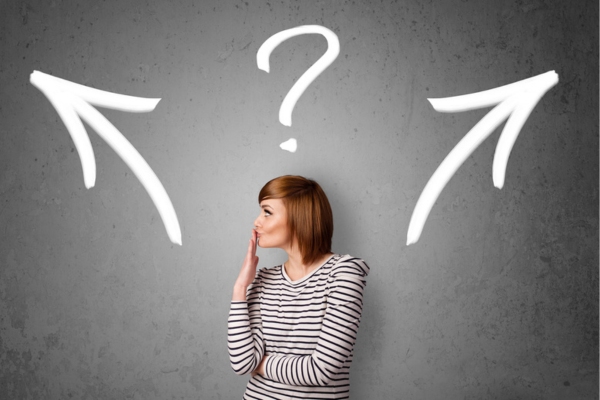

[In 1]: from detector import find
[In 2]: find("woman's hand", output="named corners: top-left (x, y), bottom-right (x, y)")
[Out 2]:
top-left (252, 355), bottom-right (268, 377)
top-left (232, 229), bottom-right (260, 301)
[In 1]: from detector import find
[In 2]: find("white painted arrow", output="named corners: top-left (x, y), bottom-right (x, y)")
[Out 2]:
top-left (30, 70), bottom-right (182, 246)
top-left (257, 25), bottom-right (340, 127)
top-left (407, 70), bottom-right (559, 246)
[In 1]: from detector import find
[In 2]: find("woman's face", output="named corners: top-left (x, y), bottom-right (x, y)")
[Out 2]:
top-left (254, 198), bottom-right (292, 250)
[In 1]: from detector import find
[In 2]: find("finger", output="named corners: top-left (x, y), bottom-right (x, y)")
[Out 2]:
top-left (246, 238), bottom-right (255, 258)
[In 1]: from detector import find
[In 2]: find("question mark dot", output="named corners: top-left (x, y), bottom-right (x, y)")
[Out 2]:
top-left (280, 138), bottom-right (297, 153)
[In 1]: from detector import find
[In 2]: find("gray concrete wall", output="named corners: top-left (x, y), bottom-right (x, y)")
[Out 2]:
top-left (0, 0), bottom-right (597, 398)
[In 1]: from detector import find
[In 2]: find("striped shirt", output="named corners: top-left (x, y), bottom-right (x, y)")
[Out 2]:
top-left (228, 254), bottom-right (369, 399)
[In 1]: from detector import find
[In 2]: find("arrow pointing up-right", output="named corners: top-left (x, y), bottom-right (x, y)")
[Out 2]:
top-left (407, 70), bottom-right (559, 246)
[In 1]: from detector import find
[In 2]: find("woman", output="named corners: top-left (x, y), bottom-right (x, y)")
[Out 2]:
top-left (228, 175), bottom-right (369, 399)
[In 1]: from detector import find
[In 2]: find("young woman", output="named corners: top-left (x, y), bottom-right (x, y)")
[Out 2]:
top-left (228, 175), bottom-right (369, 399)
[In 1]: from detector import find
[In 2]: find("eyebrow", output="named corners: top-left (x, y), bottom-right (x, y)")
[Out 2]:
top-left (261, 204), bottom-right (273, 210)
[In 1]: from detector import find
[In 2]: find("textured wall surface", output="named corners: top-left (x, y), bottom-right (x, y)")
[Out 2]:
top-left (0, 0), bottom-right (597, 399)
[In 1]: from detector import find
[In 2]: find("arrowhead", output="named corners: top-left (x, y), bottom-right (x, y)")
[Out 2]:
top-left (31, 72), bottom-right (97, 189)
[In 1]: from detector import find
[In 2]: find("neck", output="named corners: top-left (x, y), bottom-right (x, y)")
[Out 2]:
top-left (285, 250), bottom-right (307, 274)
top-left (284, 249), bottom-right (332, 280)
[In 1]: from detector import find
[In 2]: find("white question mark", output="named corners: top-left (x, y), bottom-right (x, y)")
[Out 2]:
top-left (257, 25), bottom-right (340, 151)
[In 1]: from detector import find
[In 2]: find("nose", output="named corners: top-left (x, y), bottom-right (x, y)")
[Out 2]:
top-left (253, 215), bottom-right (261, 228)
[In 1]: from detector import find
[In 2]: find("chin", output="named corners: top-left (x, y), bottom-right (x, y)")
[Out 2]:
top-left (258, 241), bottom-right (277, 249)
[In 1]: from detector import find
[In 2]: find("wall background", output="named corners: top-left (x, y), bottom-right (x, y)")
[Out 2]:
top-left (0, 0), bottom-right (597, 399)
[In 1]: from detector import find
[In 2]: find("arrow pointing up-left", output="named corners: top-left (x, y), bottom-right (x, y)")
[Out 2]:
top-left (30, 70), bottom-right (182, 246)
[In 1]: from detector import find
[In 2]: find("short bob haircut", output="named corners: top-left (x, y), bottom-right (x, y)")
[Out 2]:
top-left (258, 175), bottom-right (333, 265)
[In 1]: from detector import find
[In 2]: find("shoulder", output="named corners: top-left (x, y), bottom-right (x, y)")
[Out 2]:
top-left (256, 264), bottom-right (283, 281)
top-left (249, 265), bottom-right (282, 293)
top-left (328, 254), bottom-right (370, 278)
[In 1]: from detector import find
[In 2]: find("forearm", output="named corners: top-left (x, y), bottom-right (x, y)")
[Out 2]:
top-left (263, 353), bottom-right (332, 386)
top-left (228, 302), bottom-right (264, 375)
top-left (229, 230), bottom-right (264, 374)
top-left (232, 284), bottom-right (248, 301)
top-left (261, 316), bottom-right (361, 386)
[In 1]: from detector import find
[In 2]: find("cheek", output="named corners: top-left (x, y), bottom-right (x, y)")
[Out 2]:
top-left (278, 222), bottom-right (291, 238)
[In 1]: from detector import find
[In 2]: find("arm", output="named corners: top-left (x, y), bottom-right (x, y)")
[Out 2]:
top-left (227, 230), bottom-right (265, 375)
top-left (261, 257), bottom-right (369, 386)
top-left (228, 279), bottom-right (265, 375)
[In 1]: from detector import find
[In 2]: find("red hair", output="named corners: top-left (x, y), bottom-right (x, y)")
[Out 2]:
top-left (258, 176), bottom-right (333, 265)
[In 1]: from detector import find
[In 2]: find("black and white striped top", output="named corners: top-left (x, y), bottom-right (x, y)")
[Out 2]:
top-left (228, 254), bottom-right (369, 399)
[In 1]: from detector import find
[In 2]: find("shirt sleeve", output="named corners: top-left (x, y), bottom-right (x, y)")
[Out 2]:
top-left (227, 272), bottom-right (265, 375)
top-left (263, 257), bottom-right (369, 386)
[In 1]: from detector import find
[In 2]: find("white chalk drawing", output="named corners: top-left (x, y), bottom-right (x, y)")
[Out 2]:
top-left (30, 70), bottom-right (182, 246)
top-left (407, 71), bottom-right (559, 246)
top-left (257, 25), bottom-right (340, 151)
top-left (279, 138), bottom-right (297, 153)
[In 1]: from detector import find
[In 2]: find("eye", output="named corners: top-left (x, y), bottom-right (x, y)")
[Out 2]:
top-left (264, 210), bottom-right (272, 216)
